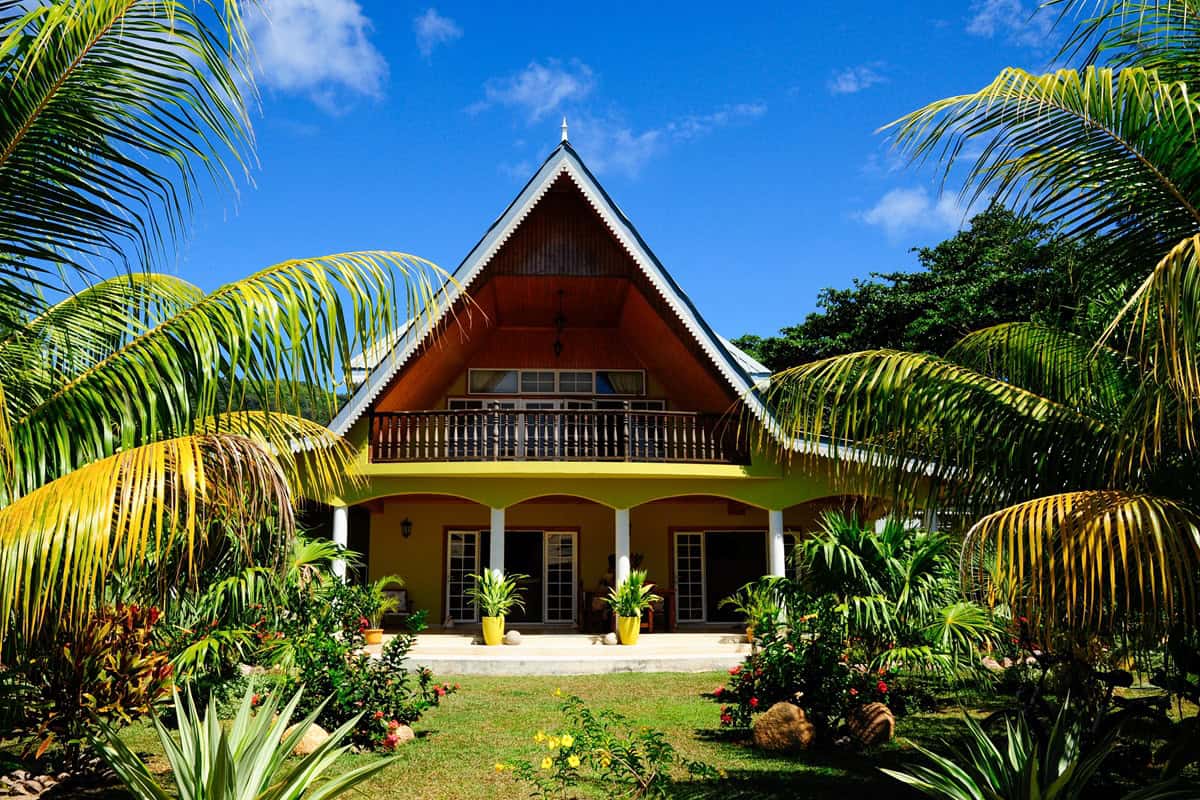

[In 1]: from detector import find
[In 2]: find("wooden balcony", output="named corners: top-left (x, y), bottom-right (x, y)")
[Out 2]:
top-left (370, 409), bottom-right (749, 464)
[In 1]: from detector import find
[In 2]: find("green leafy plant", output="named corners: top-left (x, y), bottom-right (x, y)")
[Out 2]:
top-left (7, 604), bottom-right (174, 761)
top-left (362, 574), bottom-right (406, 628)
top-left (498, 692), bottom-right (722, 799)
top-left (720, 578), bottom-right (781, 636)
top-left (466, 571), bottom-right (528, 618)
top-left (881, 707), bottom-right (1197, 800)
top-left (94, 686), bottom-right (395, 800)
top-left (605, 570), bottom-right (662, 618)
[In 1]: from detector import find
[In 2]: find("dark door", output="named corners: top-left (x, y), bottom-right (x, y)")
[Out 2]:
top-left (704, 531), bottom-right (767, 622)
top-left (505, 531), bottom-right (544, 623)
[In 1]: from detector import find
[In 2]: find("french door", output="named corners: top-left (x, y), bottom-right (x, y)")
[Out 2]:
top-left (445, 530), bottom-right (576, 624)
top-left (673, 531), bottom-right (769, 623)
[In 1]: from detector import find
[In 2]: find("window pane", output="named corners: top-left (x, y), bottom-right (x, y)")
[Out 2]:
top-left (558, 371), bottom-right (593, 393)
top-left (469, 369), bottom-right (518, 393)
top-left (521, 371), bottom-right (555, 393)
top-left (597, 371), bottom-right (644, 395)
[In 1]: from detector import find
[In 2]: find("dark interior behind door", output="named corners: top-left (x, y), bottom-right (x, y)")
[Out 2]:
top-left (704, 531), bottom-right (766, 622)
top-left (504, 531), bottom-right (544, 623)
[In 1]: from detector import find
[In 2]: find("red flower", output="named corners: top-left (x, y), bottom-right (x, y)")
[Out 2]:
top-left (373, 711), bottom-right (385, 720)
top-left (754, 668), bottom-right (763, 677)
top-left (453, 683), bottom-right (461, 690)
top-left (714, 687), bottom-right (723, 697)
top-left (729, 665), bottom-right (741, 676)
top-left (877, 681), bottom-right (888, 693)
top-left (749, 697), bottom-right (759, 708)
top-left (849, 688), bottom-right (858, 696)
top-left (389, 719), bottom-right (400, 729)
top-left (719, 713), bottom-right (733, 725)
top-left (359, 616), bottom-right (370, 629)
top-left (147, 607), bottom-right (161, 625)
top-left (251, 693), bottom-right (261, 706)
top-left (435, 686), bottom-right (446, 696)
top-left (382, 733), bottom-right (399, 750)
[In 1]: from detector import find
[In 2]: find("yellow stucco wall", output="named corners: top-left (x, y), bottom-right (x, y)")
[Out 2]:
top-left (364, 496), bottom-right (852, 625)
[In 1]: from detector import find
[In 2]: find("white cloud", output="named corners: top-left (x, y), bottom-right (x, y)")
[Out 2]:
top-left (569, 103), bottom-right (766, 177)
top-left (858, 187), bottom-right (981, 240)
top-left (248, 0), bottom-right (386, 112)
top-left (827, 64), bottom-right (887, 95)
top-left (966, 0), bottom-right (1054, 48)
top-left (469, 60), bottom-right (595, 121)
top-left (413, 8), bottom-right (462, 58)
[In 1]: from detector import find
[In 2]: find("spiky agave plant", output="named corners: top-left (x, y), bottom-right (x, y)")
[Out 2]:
top-left (94, 686), bottom-right (395, 800)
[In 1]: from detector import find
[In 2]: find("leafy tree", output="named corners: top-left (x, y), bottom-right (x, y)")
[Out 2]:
top-left (735, 206), bottom-right (1100, 371)
top-left (754, 1), bottom-right (1200, 640)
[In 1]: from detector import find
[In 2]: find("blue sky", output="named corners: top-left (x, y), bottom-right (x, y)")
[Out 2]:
top-left (178, 0), bottom-right (1062, 340)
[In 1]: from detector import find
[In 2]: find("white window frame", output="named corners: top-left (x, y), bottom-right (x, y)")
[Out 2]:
top-left (446, 530), bottom-right (482, 623)
top-left (464, 368), bottom-right (647, 397)
top-left (542, 530), bottom-right (578, 625)
top-left (673, 530), bottom-right (707, 624)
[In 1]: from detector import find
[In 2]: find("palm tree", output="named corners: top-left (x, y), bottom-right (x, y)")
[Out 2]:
top-left (757, 1), bottom-right (1200, 639)
top-left (0, 2), bottom-right (443, 643)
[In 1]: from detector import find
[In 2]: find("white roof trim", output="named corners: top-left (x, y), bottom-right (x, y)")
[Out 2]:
top-left (329, 144), bottom-right (777, 439)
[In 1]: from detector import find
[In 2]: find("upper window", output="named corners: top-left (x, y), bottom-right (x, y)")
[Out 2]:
top-left (466, 369), bottom-right (646, 397)
top-left (469, 369), bottom-right (518, 394)
top-left (597, 370), bottom-right (645, 395)
top-left (558, 371), bottom-right (593, 394)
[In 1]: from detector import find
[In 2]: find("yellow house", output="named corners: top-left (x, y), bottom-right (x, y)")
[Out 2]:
top-left (325, 137), bottom-right (872, 630)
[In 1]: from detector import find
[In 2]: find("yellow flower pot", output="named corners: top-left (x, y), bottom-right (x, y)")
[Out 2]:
top-left (363, 627), bottom-right (384, 645)
top-left (481, 616), bottom-right (505, 646)
top-left (616, 616), bottom-right (640, 645)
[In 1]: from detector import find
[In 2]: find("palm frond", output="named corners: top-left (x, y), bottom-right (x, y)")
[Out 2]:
top-left (0, 0), bottom-right (254, 315)
top-left (757, 350), bottom-right (1119, 510)
top-left (885, 65), bottom-right (1200, 279)
top-left (947, 322), bottom-right (1137, 418)
top-left (0, 274), bottom-right (202, 420)
top-left (7, 252), bottom-right (445, 498)
top-left (960, 490), bottom-right (1200, 636)
top-left (1055, 1), bottom-right (1200, 82)
top-left (0, 432), bottom-right (292, 641)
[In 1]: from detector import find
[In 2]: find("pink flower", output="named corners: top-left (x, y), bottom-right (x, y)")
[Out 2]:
top-left (251, 693), bottom-right (261, 706)
top-left (719, 713), bottom-right (732, 725)
top-left (435, 686), bottom-right (446, 697)
top-left (849, 688), bottom-right (858, 696)
top-left (382, 733), bottom-right (399, 750)
top-left (389, 719), bottom-right (400, 729)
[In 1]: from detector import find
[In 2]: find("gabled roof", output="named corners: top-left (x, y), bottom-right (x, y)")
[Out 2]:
top-left (329, 142), bottom-right (771, 437)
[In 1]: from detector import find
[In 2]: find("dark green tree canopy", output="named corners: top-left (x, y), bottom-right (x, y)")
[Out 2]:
top-left (736, 206), bottom-right (1100, 371)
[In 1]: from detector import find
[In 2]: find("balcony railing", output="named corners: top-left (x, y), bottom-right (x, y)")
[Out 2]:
top-left (370, 409), bottom-right (749, 464)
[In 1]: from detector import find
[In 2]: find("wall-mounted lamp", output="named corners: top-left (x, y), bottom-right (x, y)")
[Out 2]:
top-left (401, 517), bottom-right (413, 539)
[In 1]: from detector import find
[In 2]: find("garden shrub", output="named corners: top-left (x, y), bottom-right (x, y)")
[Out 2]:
top-left (6, 604), bottom-right (173, 760)
top-left (499, 692), bottom-right (722, 799)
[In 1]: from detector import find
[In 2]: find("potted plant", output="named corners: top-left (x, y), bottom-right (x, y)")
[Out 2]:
top-left (606, 570), bottom-right (662, 645)
top-left (361, 574), bottom-right (405, 645)
top-left (466, 571), bottom-right (527, 646)
top-left (720, 578), bottom-right (780, 642)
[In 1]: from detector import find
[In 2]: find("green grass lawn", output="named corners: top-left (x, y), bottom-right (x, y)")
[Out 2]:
top-left (117, 671), bottom-right (952, 799)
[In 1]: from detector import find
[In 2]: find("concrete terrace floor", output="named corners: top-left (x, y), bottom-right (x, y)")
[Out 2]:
top-left (370, 631), bottom-right (752, 675)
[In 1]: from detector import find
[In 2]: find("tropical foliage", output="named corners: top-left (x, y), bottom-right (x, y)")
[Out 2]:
top-left (605, 570), bottom-right (662, 618)
top-left (94, 687), bottom-right (396, 800)
top-left (466, 571), bottom-right (528, 618)
top-left (0, 0), bottom-right (444, 652)
top-left (719, 578), bottom-right (780, 638)
top-left (754, 1), bottom-right (1200, 641)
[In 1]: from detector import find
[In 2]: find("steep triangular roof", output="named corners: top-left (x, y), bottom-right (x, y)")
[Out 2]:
top-left (330, 142), bottom-right (770, 437)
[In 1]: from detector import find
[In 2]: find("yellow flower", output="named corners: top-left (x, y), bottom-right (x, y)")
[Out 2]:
top-left (540, 757), bottom-right (553, 771)
top-left (560, 734), bottom-right (574, 748)
top-left (553, 687), bottom-right (562, 697)
top-left (601, 757), bottom-right (612, 768)
top-left (493, 763), bottom-right (507, 773)
top-left (567, 755), bottom-right (581, 768)
top-left (547, 736), bottom-right (561, 751)
top-left (717, 768), bottom-right (728, 778)
top-left (533, 730), bottom-right (546, 743)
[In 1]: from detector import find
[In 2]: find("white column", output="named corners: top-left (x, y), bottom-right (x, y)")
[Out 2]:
top-left (332, 505), bottom-right (349, 582)
top-left (768, 509), bottom-right (786, 577)
top-left (489, 507), bottom-right (506, 576)
top-left (614, 508), bottom-right (631, 584)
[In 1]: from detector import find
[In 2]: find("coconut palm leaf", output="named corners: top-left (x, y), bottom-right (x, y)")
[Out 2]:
top-left (6, 251), bottom-right (445, 499)
top-left (0, 432), bottom-right (292, 641)
top-left (947, 322), bottom-right (1136, 418)
top-left (0, 274), bottom-right (202, 420)
top-left (0, 0), bottom-right (254, 316)
top-left (960, 490), bottom-right (1200, 636)
top-left (1056, 0), bottom-right (1200, 83)
top-left (885, 66), bottom-right (1200, 280)
top-left (759, 349), bottom-right (1120, 509)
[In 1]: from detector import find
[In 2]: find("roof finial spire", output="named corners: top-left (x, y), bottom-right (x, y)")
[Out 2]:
top-left (561, 115), bottom-right (568, 143)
